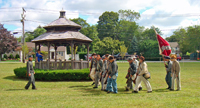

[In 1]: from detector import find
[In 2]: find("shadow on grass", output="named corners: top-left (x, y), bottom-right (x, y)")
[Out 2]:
top-left (3, 75), bottom-right (27, 81)
top-left (69, 85), bottom-right (133, 95)
top-left (153, 88), bottom-right (170, 92)
top-left (5, 89), bottom-right (25, 91)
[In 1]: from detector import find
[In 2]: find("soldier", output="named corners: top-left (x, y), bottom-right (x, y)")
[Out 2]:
top-left (133, 56), bottom-right (152, 93)
top-left (164, 56), bottom-right (172, 89)
top-left (101, 54), bottom-right (110, 90)
top-left (170, 55), bottom-right (181, 91)
top-left (107, 56), bottom-right (118, 94)
top-left (25, 55), bottom-right (36, 90)
top-left (89, 53), bottom-right (97, 85)
top-left (93, 55), bottom-right (103, 88)
top-left (125, 57), bottom-right (136, 91)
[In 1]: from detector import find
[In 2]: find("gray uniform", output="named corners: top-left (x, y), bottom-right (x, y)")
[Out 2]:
top-left (101, 60), bottom-right (107, 90)
top-left (94, 59), bottom-right (103, 88)
top-left (25, 61), bottom-right (36, 89)
top-left (126, 62), bottom-right (137, 89)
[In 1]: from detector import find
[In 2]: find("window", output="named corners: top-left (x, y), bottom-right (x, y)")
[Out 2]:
top-left (60, 52), bottom-right (63, 56)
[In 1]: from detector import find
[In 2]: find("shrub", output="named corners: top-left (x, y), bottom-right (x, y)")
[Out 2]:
top-left (15, 54), bottom-right (20, 59)
top-left (78, 52), bottom-right (87, 60)
top-left (8, 54), bottom-right (14, 59)
top-left (14, 67), bottom-right (91, 81)
top-left (3, 54), bottom-right (8, 59)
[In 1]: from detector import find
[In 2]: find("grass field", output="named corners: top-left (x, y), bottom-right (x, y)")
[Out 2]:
top-left (0, 62), bottom-right (200, 108)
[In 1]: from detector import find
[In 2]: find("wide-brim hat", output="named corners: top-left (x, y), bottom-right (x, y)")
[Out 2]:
top-left (164, 56), bottom-right (170, 59)
top-left (91, 53), bottom-right (96, 56)
top-left (127, 57), bottom-right (133, 61)
top-left (132, 56), bottom-right (137, 59)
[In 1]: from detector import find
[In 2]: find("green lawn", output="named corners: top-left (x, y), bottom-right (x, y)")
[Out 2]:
top-left (0, 62), bottom-right (200, 108)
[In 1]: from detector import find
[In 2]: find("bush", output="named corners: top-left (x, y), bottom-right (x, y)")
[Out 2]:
top-left (14, 67), bottom-right (91, 81)
top-left (78, 52), bottom-right (87, 60)
top-left (3, 54), bottom-right (8, 59)
top-left (15, 54), bottom-right (20, 59)
top-left (8, 54), bottom-right (14, 59)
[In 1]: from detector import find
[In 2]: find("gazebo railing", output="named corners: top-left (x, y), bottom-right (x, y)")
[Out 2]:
top-left (35, 59), bottom-right (89, 70)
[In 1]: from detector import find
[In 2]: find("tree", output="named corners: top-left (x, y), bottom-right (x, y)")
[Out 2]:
top-left (0, 24), bottom-right (17, 60)
top-left (95, 37), bottom-right (124, 54)
top-left (128, 36), bottom-right (139, 54)
top-left (118, 9), bottom-right (140, 22)
top-left (97, 11), bottom-right (119, 40)
top-left (21, 43), bottom-right (29, 59)
top-left (138, 40), bottom-right (160, 58)
top-left (119, 45), bottom-right (127, 59)
top-left (25, 26), bottom-right (46, 42)
top-left (141, 26), bottom-right (162, 41)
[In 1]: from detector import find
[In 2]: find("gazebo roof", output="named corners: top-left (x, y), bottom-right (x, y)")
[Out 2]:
top-left (31, 10), bottom-right (92, 43)
top-left (31, 31), bottom-right (92, 43)
top-left (43, 10), bottom-right (81, 29)
top-left (43, 18), bottom-right (82, 29)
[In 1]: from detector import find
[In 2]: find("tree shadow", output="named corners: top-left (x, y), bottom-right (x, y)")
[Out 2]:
top-left (3, 75), bottom-right (27, 81)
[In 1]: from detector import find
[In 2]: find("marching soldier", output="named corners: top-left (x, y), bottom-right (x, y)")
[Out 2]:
top-left (164, 56), bottom-right (172, 89)
top-left (170, 55), bottom-right (181, 91)
top-left (93, 55), bottom-right (103, 88)
top-left (125, 57), bottom-right (137, 91)
top-left (89, 53), bottom-right (97, 85)
top-left (100, 56), bottom-right (107, 90)
top-left (25, 55), bottom-right (36, 90)
top-left (107, 56), bottom-right (118, 94)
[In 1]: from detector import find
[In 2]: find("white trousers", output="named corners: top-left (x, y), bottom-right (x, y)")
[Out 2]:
top-left (90, 68), bottom-right (95, 82)
top-left (134, 76), bottom-right (152, 91)
top-left (171, 72), bottom-right (181, 90)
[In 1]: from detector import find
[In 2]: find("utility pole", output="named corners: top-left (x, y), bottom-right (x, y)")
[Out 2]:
top-left (21, 7), bottom-right (26, 63)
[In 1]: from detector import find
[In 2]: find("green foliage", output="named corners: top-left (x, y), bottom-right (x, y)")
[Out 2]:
top-left (186, 52), bottom-right (191, 56)
top-left (8, 54), bottom-right (14, 59)
top-left (95, 37), bottom-right (125, 54)
top-left (118, 9), bottom-right (140, 22)
top-left (97, 11), bottom-right (119, 40)
top-left (78, 52), bottom-right (88, 60)
top-left (128, 36), bottom-right (138, 54)
top-left (15, 54), bottom-right (20, 59)
top-left (25, 26), bottom-right (46, 42)
top-left (138, 40), bottom-right (161, 59)
top-left (14, 67), bottom-right (91, 81)
top-left (21, 43), bottom-right (29, 57)
top-left (40, 51), bottom-right (48, 60)
top-left (140, 26), bottom-right (162, 41)
top-left (3, 54), bottom-right (8, 59)
top-left (119, 45), bottom-right (127, 59)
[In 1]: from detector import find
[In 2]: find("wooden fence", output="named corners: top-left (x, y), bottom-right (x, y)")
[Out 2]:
top-left (35, 59), bottom-right (89, 70)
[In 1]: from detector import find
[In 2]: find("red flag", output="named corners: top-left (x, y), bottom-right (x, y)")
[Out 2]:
top-left (156, 33), bottom-right (171, 56)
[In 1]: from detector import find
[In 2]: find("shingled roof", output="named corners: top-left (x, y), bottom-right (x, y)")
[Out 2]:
top-left (31, 10), bottom-right (92, 43)
top-left (32, 31), bottom-right (92, 42)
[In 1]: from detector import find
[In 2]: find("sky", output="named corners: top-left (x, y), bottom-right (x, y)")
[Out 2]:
top-left (0, 0), bottom-right (200, 38)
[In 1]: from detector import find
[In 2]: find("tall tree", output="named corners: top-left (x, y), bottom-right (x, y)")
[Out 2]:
top-left (128, 36), bottom-right (139, 54)
top-left (119, 45), bottom-right (127, 59)
top-left (141, 26), bottom-right (162, 41)
top-left (0, 24), bottom-right (18, 60)
top-left (118, 9), bottom-right (140, 22)
top-left (94, 37), bottom-right (124, 54)
top-left (97, 11), bottom-right (119, 40)
top-left (25, 26), bottom-right (46, 42)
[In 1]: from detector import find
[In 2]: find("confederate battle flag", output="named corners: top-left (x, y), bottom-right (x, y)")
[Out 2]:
top-left (156, 32), bottom-right (171, 56)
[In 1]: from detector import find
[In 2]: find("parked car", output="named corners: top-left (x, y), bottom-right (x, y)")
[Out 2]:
top-left (84, 54), bottom-right (92, 61)
top-left (177, 55), bottom-right (182, 61)
top-left (114, 53), bottom-right (131, 60)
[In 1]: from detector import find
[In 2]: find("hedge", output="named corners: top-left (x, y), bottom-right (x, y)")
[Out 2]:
top-left (14, 67), bottom-right (91, 81)
top-left (78, 52), bottom-right (87, 60)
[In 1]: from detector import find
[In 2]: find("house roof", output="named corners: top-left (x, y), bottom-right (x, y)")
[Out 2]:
top-left (31, 31), bottom-right (92, 42)
top-left (169, 42), bottom-right (179, 48)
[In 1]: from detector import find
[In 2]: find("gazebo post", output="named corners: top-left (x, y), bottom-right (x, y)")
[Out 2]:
top-left (54, 45), bottom-right (57, 69)
top-left (35, 43), bottom-right (37, 69)
top-left (47, 42), bottom-right (50, 70)
top-left (38, 44), bottom-right (41, 51)
top-left (71, 41), bottom-right (74, 69)
top-left (87, 44), bottom-right (89, 68)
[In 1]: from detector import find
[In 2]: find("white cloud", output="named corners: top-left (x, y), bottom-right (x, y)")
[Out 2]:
top-left (1, 0), bottom-right (200, 38)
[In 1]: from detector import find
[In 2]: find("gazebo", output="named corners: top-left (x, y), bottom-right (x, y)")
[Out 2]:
top-left (31, 10), bottom-right (92, 70)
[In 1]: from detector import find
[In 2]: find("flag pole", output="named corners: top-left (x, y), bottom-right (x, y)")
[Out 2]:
top-left (153, 26), bottom-right (166, 66)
